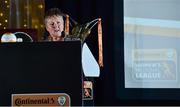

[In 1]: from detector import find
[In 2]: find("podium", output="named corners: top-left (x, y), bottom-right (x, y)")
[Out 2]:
top-left (0, 41), bottom-right (82, 106)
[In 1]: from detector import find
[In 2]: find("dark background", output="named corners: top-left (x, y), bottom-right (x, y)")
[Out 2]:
top-left (45, 0), bottom-right (123, 105)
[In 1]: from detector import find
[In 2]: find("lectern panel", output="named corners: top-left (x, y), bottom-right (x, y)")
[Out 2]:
top-left (0, 41), bottom-right (82, 106)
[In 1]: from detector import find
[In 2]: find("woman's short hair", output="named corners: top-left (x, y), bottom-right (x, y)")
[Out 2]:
top-left (44, 8), bottom-right (64, 25)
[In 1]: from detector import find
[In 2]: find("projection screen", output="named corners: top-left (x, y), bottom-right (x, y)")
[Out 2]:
top-left (124, 0), bottom-right (180, 88)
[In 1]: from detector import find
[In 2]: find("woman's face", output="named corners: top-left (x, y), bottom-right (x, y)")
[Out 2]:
top-left (46, 15), bottom-right (64, 38)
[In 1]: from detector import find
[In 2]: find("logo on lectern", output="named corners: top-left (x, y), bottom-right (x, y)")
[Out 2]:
top-left (12, 93), bottom-right (70, 106)
top-left (57, 96), bottom-right (66, 106)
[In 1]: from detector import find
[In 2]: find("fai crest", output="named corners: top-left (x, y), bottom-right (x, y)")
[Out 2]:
top-left (57, 96), bottom-right (66, 106)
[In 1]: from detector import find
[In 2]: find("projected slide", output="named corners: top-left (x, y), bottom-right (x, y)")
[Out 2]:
top-left (124, 0), bottom-right (180, 88)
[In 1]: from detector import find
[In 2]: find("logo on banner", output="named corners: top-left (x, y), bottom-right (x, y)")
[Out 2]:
top-left (83, 81), bottom-right (93, 100)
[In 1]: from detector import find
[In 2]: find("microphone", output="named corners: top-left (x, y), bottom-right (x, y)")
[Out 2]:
top-left (61, 31), bottom-right (65, 38)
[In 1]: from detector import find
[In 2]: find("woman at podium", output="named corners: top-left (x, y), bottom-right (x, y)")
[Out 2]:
top-left (44, 8), bottom-right (65, 41)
